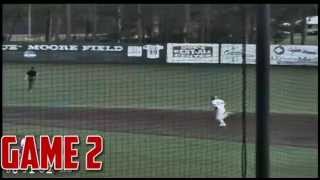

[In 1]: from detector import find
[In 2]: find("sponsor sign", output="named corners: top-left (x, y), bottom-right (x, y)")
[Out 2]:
top-left (127, 46), bottom-right (143, 57)
top-left (142, 45), bottom-right (164, 59)
top-left (221, 44), bottom-right (256, 64)
top-left (167, 43), bottom-right (219, 63)
top-left (23, 51), bottom-right (37, 58)
top-left (271, 45), bottom-right (318, 65)
top-left (221, 44), bottom-right (318, 66)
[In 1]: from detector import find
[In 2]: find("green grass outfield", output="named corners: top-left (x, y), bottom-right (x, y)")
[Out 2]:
top-left (3, 63), bottom-right (318, 114)
top-left (3, 63), bottom-right (318, 177)
top-left (3, 124), bottom-right (318, 178)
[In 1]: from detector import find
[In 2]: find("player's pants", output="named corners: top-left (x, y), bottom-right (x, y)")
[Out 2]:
top-left (216, 111), bottom-right (228, 126)
top-left (216, 117), bottom-right (226, 126)
top-left (28, 79), bottom-right (35, 91)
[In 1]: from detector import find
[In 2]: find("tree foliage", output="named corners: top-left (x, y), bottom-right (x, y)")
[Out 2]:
top-left (2, 4), bottom-right (317, 44)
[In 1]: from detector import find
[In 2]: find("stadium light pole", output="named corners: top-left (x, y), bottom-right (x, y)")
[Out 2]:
top-left (256, 4), bottom-right (270, 178)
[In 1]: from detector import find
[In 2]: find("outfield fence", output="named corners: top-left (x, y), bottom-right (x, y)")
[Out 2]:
top-left (2, 43), bottom-right (318, 66)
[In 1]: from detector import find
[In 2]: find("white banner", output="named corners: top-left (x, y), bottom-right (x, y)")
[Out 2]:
top-left (221, 44), bottom-right (318, 66)
top-left (221, 44), bottom-right (256, 64)
top-left (142, 45), bottom-right (164, 59)
top-left (167, 43), bottom-right (219, 63)
top-left (270, 45), bottom-right (318, 65)
top-left (127, 46), bottom-right (143, 57)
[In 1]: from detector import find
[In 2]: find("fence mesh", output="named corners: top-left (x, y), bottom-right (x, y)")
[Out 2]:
top-left (2, 4), bottom-right (318, 178)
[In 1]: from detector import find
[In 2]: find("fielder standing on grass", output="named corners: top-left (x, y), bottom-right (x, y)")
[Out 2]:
top-left (210, 96), bottom-right (233, 127)
top-left (24, 67), bottom-right (38, 92)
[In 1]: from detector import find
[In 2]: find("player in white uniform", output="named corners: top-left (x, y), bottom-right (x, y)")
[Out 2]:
top-left (7, 137), bottom-right (27, 174)
top-left (20, 137), bottom-right (26, 149)
top-left (20, 137), bottom-right (53, 174)
top-left (19, 137), bottom-right (35, 174)
top-left (210, 96), bottom-right (232, 127)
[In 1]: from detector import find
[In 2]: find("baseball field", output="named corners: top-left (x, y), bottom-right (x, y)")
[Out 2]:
top-left (2, 63), bottom-right (318, 177)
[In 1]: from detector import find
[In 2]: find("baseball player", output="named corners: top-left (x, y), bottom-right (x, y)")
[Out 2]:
top-left (19, 136), bottom-right (26, 150)
top-left (210, 96), bottom-right (232, 127)
top-left (5, 137), bottom-right (26, 175)
top-left (7, 137), bottom-right (26, 174)
top-left (20, 136), bottom-right (54, 175)
top-left (19, 137), bottom-right (35, 174)
top-left (20, 136), bottom-right (37, 174)
top-left (25, 67), bottom-right (38, 92)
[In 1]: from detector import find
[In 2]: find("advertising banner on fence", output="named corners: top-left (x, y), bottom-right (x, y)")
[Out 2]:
top-left (3, 43), bottom-right (318, 66)
top-left (221, 44), bottom-right (318, 66)
top-left (2, 43), bottom-right (166, 64)
top-left (270, 45), bottom-right (318, 66)
top-left (166, 43), bottom-right (219, 64)
top-left (221, 44), bottom-right (256, 64)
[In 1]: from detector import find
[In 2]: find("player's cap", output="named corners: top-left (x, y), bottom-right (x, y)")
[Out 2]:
top-left (210, 96), bottom-right (218, 100)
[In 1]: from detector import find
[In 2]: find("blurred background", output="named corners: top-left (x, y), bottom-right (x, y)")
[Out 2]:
top-left (2, 4), bottom-right (318, 44)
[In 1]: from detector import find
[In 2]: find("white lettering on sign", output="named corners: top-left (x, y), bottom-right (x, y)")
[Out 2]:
top-left (167, 43), bottom-right (219, 63)
top-left (2, 45), bottom-right (22, 51)
top-left (24, 51), bottom-right (37, 58)
top-left (81, 45), bottom-right (123, 52)
top-left (27, 45), bottom-right (79, 51)
top-left (3, 44), bottom-right (124, 52)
